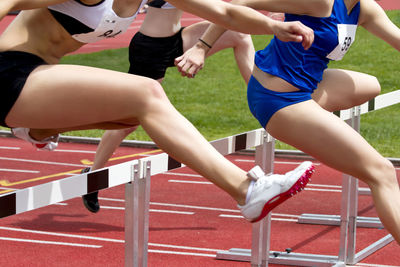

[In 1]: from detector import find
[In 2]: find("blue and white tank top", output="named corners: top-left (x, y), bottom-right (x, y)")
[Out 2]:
top-left (254, 0), bottom-right (360, 92)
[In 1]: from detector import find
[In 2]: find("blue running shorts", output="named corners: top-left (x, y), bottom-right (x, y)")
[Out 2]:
top-left (247, 75), bottom-right (312, 128)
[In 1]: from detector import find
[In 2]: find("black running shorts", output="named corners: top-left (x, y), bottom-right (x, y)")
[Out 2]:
top-left (128, 28), bottom-right (184, 80)
top-left (0, 51), bottom-right (46, 127)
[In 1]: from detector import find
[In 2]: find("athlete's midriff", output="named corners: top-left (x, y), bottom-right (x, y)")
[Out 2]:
top-left (139, 7), bottom-right (183, 37)
top-left (0, 9), bottom-right (84, 64)
top-left (252, 65), bottom-right (301, 93)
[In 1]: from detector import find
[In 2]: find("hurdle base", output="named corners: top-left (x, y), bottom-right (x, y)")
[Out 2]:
top-left (216, 249), bottom-right (344, 267)
top-left (298, 214), bottom-right (383, 228)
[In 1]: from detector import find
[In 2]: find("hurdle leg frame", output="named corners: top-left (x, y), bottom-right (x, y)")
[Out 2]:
top-left (215, 132), bottom-right (275, 267)
top-left (125, 161), bottom-right (151, 267)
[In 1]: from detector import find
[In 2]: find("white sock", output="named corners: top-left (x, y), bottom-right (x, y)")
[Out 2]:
top-left (245, 180), bottom-right (255, 204)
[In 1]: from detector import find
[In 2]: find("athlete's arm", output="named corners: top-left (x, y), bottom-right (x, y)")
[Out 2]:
top-left (0, 0), bottom-right (67, 20)
top-left (359, 0), bottom-right (400, 51)
top-left (166, 0), bottom-right (313, 43)
top-left (174, 23), bottom-right (226, 78)
top-left (229, 0), bottom-right (333, 17)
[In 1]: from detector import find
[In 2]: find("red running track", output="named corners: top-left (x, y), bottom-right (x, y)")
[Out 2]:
top-left (1, 136), bottom-right (400, 267)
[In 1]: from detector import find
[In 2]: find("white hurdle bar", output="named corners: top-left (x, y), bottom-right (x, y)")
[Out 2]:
top-left (0, 128), bottom-right (273, 266)
top-left (217, 90), bottom-right (400, 266)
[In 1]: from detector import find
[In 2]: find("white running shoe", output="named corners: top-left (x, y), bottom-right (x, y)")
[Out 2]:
top-left (239, 161), bottom-right (314, 222)
top-left (11, 128), bottom-right (59, 151)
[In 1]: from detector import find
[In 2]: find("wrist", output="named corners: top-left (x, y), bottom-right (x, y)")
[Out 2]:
top-left (266, 17), bottom-right (278, 35)
top-left (197, 38), bottom-right (212, 51)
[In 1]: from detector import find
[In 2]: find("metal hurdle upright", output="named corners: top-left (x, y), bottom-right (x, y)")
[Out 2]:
top-left (0, 127), bottom-right (273, 266)
top-left (216, 90), bottom-right (400, 266)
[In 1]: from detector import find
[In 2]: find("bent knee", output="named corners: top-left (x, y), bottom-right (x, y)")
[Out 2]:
top-left (363, 75), bottom-right (381, 99)
top-left (140, 79), bottom-right (167, 103)
top-left (367, 158), bottom-right (397, 188)
top-left (343, 75), bottom-right (380, 109)
top-left (137, 78), bottom-right (170, 113)
top-left (235, 32), bottom-right (252, 45)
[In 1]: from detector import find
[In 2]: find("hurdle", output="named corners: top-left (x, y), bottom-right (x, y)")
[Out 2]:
top-left (0, 127), bottom-right (274, 266)
top-left (216, 90), bottom-right (400, 266)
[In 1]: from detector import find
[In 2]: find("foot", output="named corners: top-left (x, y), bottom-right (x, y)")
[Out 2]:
top-left (239, 161), bottom-right (314, 222)
top-left (11, 128), bottom-right (59, 151)
top-left (81, 167), bottom-right (100, 213)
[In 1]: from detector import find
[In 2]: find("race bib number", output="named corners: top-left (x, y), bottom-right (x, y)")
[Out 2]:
top-left (72, 9), bottom-right (134, 43)
top-left (326, 24), bottom-right (357, 61)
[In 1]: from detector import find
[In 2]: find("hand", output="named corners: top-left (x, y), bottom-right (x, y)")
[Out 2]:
top-left (174, 44), bottom-right (207, 78)
top-left (271, 20), bottom-right (314, 50)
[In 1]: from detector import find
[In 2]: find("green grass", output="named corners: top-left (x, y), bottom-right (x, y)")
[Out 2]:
top-left (4, 11), bottom-right (400, 157)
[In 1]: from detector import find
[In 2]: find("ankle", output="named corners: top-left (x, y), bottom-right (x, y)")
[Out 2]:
top-left (237, 178), bottom-right (252, 206)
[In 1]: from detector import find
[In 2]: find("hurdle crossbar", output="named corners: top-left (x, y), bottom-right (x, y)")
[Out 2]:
top-left (335, 89), bottom-right (400, 120)
top-left (0, 128), bottom-right (272, 266)
top-left (0, 159), bottom-right (136, 218)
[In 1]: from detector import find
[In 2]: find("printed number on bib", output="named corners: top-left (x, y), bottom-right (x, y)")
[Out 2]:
top-left (72, 9), bottom-right (134, 43)
top-left (327, 24), bottom-right (357, 61)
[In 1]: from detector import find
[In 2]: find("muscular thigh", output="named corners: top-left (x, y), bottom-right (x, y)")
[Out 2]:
top-left (312, 69), bottom-right (380, 112)
top-left (266, 100), bottom-right (384, 182)
top-left (6, 64), bottom-right (163, 128)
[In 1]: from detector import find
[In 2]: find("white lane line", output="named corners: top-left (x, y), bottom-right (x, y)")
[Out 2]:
top-left (308, 184), bottom-right (341, 189)
top-left (0, 226), bottom-right (123, 243)
top-left (149, 249), bottom-right (215, 257)
top-left (0, 168), bottom-right (39, 173)
top-left (0, 236), bottom-right (101, 248)
top-left (100, 205), bottom-right (194, 215)
top-left (0, 146), bottom-right (20, 150)
top-left (150, 209), bottom-right (194, 215)
top-left (164, 172), bottom-right (202, 178)
top-left (168, 179), bottom-right (212, 185)
top-left (99, 198), bottom-right (310, 218)
top-left (0, 157), bottom-right (87, 167)
top-left (305, 188), bottom-right (341, 193)
top-left (53, 149), bottom-right (96, 154)
top-left (99, 197), bottom-right (240, 213)
top-left (0, 226), bottom-right (222, 252)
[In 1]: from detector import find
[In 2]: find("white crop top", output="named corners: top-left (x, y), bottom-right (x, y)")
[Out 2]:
top-left (48, 0), bottom-right (147, 43)
top-left (147, 0), bottom-right (175, 9)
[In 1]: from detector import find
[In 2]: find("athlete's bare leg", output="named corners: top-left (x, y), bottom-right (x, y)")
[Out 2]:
top-left (6, 64), bottom-right (251, 204)
top-left (266, 69), bottom-right (400, 244)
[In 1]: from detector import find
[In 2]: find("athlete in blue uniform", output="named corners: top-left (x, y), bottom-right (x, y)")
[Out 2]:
top-left (1, 0), bottom-right (316, 224)
top-left (232, 0), bottom-right (400, 244)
